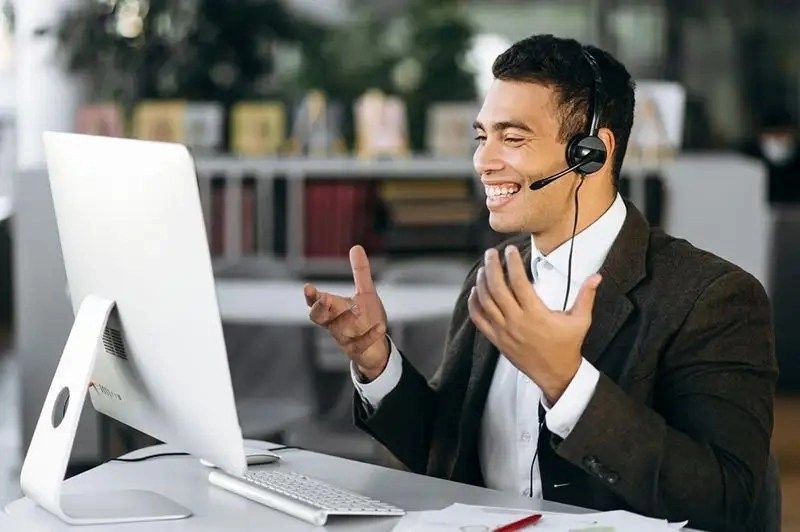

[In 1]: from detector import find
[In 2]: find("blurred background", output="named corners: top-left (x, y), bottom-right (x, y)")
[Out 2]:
top-left (0, 0), bottom-right (799, 528)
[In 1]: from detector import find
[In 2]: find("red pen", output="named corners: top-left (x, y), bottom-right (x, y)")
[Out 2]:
top-left (493, 513), bottom-right (542, 531)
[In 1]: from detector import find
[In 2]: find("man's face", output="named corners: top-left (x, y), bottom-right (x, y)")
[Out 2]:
top-left (473, 79), bottom-right (576, 234)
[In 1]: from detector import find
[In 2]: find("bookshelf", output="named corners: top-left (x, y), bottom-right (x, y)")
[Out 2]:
top-left (193, 156), bottom-right (481, 277)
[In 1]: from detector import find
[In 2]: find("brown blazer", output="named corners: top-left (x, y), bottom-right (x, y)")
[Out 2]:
top-left (354, 200), bottom-right (777, 531)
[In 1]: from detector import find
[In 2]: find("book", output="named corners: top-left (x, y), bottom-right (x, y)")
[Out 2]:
top-left (184, 102), bottom-right (224, 153)
top-left (304, 181), bottom-right (379, 258)
top-left (75, 104), bottom-right (125, 137)
top-left (241, 177), bottom-right (257, 255)
top-left (210, 177), bottom-right (226, 257)
top-left (388, 199), bottom-right (476, 226)
top-left (304, 181), bottom-right (325, 257)
top-left (426, 102), bottom-right (479, 156)
top-left (132, 100), bottom-right (186, 143)
top-left (354, 89), bottom-right (409, 158)
top-left (231, 102), bottom-right (286, 156)
top-left (378, 180), bottom-right (470, 201)
top-left (629, 81), bottom-right (686, 166)
top-left (289, 90), bottom-right (346, 156)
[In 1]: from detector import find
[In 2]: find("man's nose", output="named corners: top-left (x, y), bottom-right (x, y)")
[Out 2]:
top-left (473, 142), bottom-right (504, 176)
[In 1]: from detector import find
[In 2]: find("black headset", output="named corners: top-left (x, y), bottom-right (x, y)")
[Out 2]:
top-left (529, 48), bottom-right (608, 191)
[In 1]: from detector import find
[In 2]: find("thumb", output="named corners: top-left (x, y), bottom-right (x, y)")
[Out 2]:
top-left (570, 274), bottom-right (602, 318)
top-left (349, 245), bottom-right (375, 294)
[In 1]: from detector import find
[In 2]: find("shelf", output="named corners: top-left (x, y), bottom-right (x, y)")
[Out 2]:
top-left (194, 155), bottom-right (475, 179)
top-left (196, 156), bottom-right (483, 274)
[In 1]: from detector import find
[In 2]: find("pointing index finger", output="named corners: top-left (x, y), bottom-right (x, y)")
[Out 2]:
top-left (350, 245), bottom-right (375, 294)
top-left (304, 283), bottom-right (320, 307)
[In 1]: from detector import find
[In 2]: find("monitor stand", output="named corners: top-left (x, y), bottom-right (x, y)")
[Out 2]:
top-left (18, 295), bottom-right (191, 525)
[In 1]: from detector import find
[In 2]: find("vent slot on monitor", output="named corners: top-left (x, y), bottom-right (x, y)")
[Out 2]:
top-left (102, 327), bottom-right (128, 359)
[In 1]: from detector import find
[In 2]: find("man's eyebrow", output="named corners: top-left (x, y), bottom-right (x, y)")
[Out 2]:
top-left (472, 120), bottom-right (534, 133)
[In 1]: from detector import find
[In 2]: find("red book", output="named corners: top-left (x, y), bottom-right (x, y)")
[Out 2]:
top-left (321, 182), bottom-right (335, 256)
top-left (210, 178), bottom-right (226, 256)
top-left (304, 182), bottom-right (320, 257)
top-left (241, 178), bottom-right (256, 255)
top-left (336, 183), bottom-right (353, 257)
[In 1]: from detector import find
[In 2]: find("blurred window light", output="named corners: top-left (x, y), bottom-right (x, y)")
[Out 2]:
top-left (467, 1), bottom-right (594, 44)
top-left (609, 3), bottom-right (666, 77)
top-left (116, 0), bottom-right (147, 39)
top-left (0, 6), bottom-right (11, 73)
top-left (465, 33), bottom-right (513, 98)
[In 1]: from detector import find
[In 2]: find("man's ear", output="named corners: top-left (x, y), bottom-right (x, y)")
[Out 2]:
top-left (598, 127), bottom-right (616, 163)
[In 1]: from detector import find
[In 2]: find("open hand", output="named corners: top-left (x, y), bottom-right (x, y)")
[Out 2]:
top-left (467, 245), bottom-right (602, 403)
top-left (304, 245), bottom-right (389, 381)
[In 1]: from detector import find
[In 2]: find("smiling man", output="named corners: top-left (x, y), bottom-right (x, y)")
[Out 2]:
top-left (303, 35), bottom-right (777, 531)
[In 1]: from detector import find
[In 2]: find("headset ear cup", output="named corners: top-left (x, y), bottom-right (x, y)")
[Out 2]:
top-left (567, 135), bottom-right (607, 174)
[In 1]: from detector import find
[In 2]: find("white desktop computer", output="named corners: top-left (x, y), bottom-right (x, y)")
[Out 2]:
top-left (19, 132), bottom-right (403, 526)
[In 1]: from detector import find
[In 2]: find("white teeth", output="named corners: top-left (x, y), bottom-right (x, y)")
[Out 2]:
top-left (485, 184), bottom-right (521, 198)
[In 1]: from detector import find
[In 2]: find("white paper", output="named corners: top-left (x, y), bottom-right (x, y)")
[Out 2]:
top-left (392, 503), bottom-right (687, 532)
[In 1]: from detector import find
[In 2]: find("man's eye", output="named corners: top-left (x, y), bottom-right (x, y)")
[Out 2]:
top-left (474, 135), bottom-right (486, 142)
top-left (505, 137), bottom-right (523, 143)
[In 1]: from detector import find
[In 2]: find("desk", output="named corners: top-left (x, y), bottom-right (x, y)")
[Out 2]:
top-left (5, 441), bottom-right (589, 531)
top-left (215, 279), bottom-right (462, 325)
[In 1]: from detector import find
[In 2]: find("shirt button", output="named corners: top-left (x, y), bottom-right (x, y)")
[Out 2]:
top-left (520, 431), bottom-right (532, 443)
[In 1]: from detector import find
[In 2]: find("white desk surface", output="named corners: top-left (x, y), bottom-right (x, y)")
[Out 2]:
top-left (216, 279), bottom-right (462, 325)
top-left (5, 441), bottom-right (589, 531)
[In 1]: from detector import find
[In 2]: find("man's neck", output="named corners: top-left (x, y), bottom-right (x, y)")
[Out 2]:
top-left (533, 191), bottom-right (617, 256)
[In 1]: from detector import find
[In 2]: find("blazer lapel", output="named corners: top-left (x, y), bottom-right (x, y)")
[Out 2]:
top-left (582, 200), bottom-right (650, 365)
top-left (581, 277), bottom-right (634, 366)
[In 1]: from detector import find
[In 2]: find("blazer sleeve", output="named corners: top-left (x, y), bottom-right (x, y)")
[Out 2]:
top-left (552, 270), bottom-right (778, 531)
top-left (353, 261), bottom-right (480, 474)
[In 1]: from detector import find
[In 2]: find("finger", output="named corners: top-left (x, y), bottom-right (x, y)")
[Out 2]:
top-left (309, 292), bottom-right (352, 326)
top-left (468, 287), bottom-right (498, 343)
top-left (350, 245), bottom-right (375, 294)
top-left (569, 274), bottom-right (602, 318)
top-left (342, 322), bottom-right (387, 358)
top-left (483, 248), bottom-right (518, 316)
top-left (328, 304), bottom-right (372, 339)
top-left (476, 267), bottom-right (505, 326)
top-left (304, 283), bottom-right (320, 307)
top-left (502, 245), bottom-right (537, 309)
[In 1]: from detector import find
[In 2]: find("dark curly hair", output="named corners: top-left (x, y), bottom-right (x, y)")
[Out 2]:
top-left (492, 34), bottom-right (635, 185)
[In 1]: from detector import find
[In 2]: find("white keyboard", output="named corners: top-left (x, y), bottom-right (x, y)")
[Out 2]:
top-left (208, 469), bottom-right (405, 526)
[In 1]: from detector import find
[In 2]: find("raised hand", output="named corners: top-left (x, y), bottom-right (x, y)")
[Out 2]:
top-left (467, 245), bottom-right (602, 403)
top-left (304, 245), bottom-right (390, 381)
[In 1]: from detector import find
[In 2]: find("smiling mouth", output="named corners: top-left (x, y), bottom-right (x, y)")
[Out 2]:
top-left (484, 183), bottom-right (522, 200)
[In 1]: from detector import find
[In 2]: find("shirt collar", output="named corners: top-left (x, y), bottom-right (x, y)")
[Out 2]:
top-left (530, 192), bottom-right (627, 283)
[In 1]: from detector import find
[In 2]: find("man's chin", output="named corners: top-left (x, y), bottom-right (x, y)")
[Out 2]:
top-left (488, 213), bottom-right (524, 234)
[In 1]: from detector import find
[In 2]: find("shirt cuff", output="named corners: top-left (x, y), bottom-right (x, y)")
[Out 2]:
top-left (350, 335), bottom-right (403, 409)
top-left (542, 358), bottom-right (600, 439)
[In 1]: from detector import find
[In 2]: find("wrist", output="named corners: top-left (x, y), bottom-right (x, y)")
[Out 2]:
top-left (356, 337), bottom-right (390, 382)
top-left (356, 359), bottom-right (388, 382)
top-left (531, 355), bottom-right (582, 405)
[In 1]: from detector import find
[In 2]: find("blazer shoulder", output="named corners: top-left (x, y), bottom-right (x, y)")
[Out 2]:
top-left (646, 227), bottom-right (766, 302)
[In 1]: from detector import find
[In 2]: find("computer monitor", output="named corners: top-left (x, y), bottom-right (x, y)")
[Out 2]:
top-left (19, 132), bottom-right (248, 525)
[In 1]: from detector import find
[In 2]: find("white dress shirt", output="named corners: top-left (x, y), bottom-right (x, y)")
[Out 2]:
top-left (351, 193), bottom-right (627, 499)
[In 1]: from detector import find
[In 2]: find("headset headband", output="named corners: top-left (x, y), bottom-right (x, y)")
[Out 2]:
top-left (581, 48), bottom-right (604, 137)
